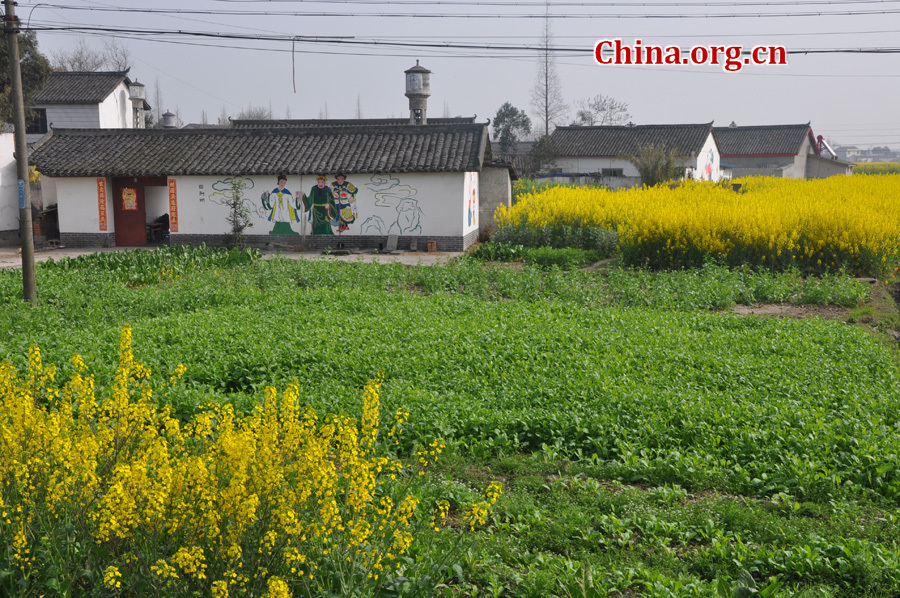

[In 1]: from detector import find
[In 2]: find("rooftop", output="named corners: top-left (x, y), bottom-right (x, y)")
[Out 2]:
top-left (550, 123), bottom-right (715, 157)
top-left (34, 71), bottom-right (132, 105)
top-left (30, 123), bottom-right (491, 177)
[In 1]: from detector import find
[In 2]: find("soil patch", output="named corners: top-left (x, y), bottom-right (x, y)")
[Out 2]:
top-left (729, 304), bottom-right (849, 320)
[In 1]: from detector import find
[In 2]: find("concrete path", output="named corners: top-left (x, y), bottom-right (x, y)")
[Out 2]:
top-left (0, 245), bottom-right (461, 269)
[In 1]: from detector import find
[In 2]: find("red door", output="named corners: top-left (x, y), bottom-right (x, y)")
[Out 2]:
top-left (112, 178), bottom-right (147, 246)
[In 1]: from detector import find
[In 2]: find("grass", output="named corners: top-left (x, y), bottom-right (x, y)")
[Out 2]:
top-left (1, 248), bottom-right (899, 596)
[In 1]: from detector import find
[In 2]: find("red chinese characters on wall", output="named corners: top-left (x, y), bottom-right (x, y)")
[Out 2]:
top-left (97, 178), bottom-right (108, 231)
top-left (168, 179), bottom-right (179, 232)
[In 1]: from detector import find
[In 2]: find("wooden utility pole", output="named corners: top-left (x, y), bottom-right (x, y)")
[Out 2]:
top-left (4, 0), bottom-right (36, 303)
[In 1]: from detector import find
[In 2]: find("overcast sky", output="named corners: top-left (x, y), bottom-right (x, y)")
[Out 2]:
top-left (21, 0), bottom-right (900, 148)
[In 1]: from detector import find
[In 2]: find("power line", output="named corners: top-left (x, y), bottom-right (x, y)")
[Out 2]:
top-left (26, 23), bottom-right (900, 56)
top-left (205, 0), bottom-right (900, 5)
top-left (21, 3), bottom-right (900, 18)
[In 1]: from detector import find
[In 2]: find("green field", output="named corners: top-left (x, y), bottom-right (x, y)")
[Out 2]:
top-left (2, 248), bottom-right (899, 597)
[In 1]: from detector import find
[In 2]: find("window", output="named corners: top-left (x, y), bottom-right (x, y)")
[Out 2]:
top-left (26, 108), bottom-right (47, 135)
top-left (601, 168), bottom-right (624, 177)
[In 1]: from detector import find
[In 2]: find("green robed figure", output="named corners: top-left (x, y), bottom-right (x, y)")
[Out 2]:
top-left (303, 175), bottom-right (336, 235)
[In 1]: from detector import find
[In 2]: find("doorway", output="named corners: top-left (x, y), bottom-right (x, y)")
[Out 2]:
top-left (111, 177), bottom-right (167, 246)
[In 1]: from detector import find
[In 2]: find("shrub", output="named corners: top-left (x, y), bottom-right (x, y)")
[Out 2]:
top-left (490, 224), bottom-right (618, 256)
top-left (0, 329), bottom-right (501, 597)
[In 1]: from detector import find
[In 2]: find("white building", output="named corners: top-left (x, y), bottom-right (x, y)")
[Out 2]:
top-left (0, 72), bottom-right (151, 245)
top-left (29, 122), bottom-right (513, 251)
top-left (713, 124), bottom-right (853, 179)
top-left (549, 123), bottom-right (725, 189)
top-left (26, 71), bottom-right (149, 143)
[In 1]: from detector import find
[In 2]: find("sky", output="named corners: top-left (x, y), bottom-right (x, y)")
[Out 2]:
top-left (19, 0), bottom-right (900, 149)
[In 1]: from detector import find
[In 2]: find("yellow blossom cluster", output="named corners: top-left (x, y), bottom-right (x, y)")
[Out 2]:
top-left (497, 175), bottom-right (900, 274)
top-left (854, 162), bottom-right (900, 175)
top-left (0, 328), bottom-right (502, 597)
top-left (462, 481), bottom-right (504, 531)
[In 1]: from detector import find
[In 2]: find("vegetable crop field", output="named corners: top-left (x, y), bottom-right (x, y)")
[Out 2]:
top-left (2, 247), bottom-right (900, 597)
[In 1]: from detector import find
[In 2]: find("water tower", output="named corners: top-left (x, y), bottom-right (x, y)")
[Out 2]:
top-left (405, 60), bottom-right (431, 125)
top-left (128, 79), bottom-right (146, 129)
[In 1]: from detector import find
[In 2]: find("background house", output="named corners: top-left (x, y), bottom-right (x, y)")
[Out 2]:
top-left (29, 122), bottom-right (512, 251)
top-left (713, 123), bottom-right (852, 178)
top-left (0, 71), bottom-right (150, 246)
top-left (26, 71), bottom-right (149, 143)
top-left (548, 123), bottom-right (724, 189)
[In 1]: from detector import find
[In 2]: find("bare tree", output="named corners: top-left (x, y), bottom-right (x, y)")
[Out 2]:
top-left (218, 105), bottom-right (230, 126)
top-left (285, 104), bottom-right (292, 119)
top-left (50, 37), bottom-right (132, 72)
top-left (152, 77), bottom-right (163, 125)
top-left (319, 103), bottom-right (329, 119)
top-left (530, 6), bottom-right (567, 136)
top-left (573, 94), bottom-right (631, 126)
top-left (50, 38), bottom-right (105, 72)
top-left (235, 104), bottom-right (272, 120)
top-left (355, 94), bottom-right (363, 118)
top-left (201, 110), bottom-right (209, 126)
top-left (102, 39), bottom-right (132, 71)
top-left (443, 100), bottom-right (450, 118)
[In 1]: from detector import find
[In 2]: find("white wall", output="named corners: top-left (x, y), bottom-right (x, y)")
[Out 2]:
top-left (145, 185), bottom-right (169, 221)
top-left (170, 172), bottom-right (469, 239)
top-left (0, 133), bottom-right (17, 231)
top-left (42, 104), bottom-right (101, 130)
top-left (690, 133), bottom-right (723, 182)
top-left (41, 177), bottom-right (58, 207)
top-left (54, 177), bottom-right (114, 233)
top-left (555, 156), bottom-right (639, 177)
top-left (98, 83), bottom-right (133, 128)
top-left (52, 172), bottom-right (472, 239)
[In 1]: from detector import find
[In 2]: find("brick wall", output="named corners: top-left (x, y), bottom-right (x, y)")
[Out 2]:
top-left (0, 229), bottom-right (19, 247)
top-left (60, 232), bottom-right (115, 247)
top-left (168, 233), bottom-right (474, 252)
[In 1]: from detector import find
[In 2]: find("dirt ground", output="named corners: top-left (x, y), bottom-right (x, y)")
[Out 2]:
top-left (0, 245), bottom-right (460, 269)
top-left (729, 303), bottom-right (851, 320)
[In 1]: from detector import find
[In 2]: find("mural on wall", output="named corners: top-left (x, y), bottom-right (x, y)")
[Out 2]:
top-left (302, 175), bottom-right (337, 236)
top-left (362, 174), bottom-right (423, 235)
top-left (700, 148), bottom-right (717, 181)
top-left (331, 173), bottom-right (358, 233)
top-left (260, 174), bottom-right (304, 235)
top-left (464, 171), bottom-right (478, 230)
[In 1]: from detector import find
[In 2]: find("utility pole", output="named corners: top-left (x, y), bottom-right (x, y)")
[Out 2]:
top-left (4, 0), bottom-right (36, 304)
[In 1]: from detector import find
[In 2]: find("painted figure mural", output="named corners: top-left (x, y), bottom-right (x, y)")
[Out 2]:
top-left (261, 174), bottom-right (302, 235)
top-left (331, 173), bottom-right (358, 233)
top-left (303, 175), bottom-right (336, 235)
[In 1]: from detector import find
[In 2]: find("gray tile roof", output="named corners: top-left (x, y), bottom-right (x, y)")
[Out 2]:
top-left (231, 117), bottom-right (476, 128)
top-left (550, 123), bottom-right (714, 157)
top-left (33, 71), bottom-right (130, 105)
top-left (29, 123), bottom-right (490, 177)
top-left (713, 124), bottom-right (814, 156)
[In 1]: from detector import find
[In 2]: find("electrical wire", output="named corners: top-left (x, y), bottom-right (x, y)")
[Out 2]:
top-left (20, 2), bottom-right (900, 18)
